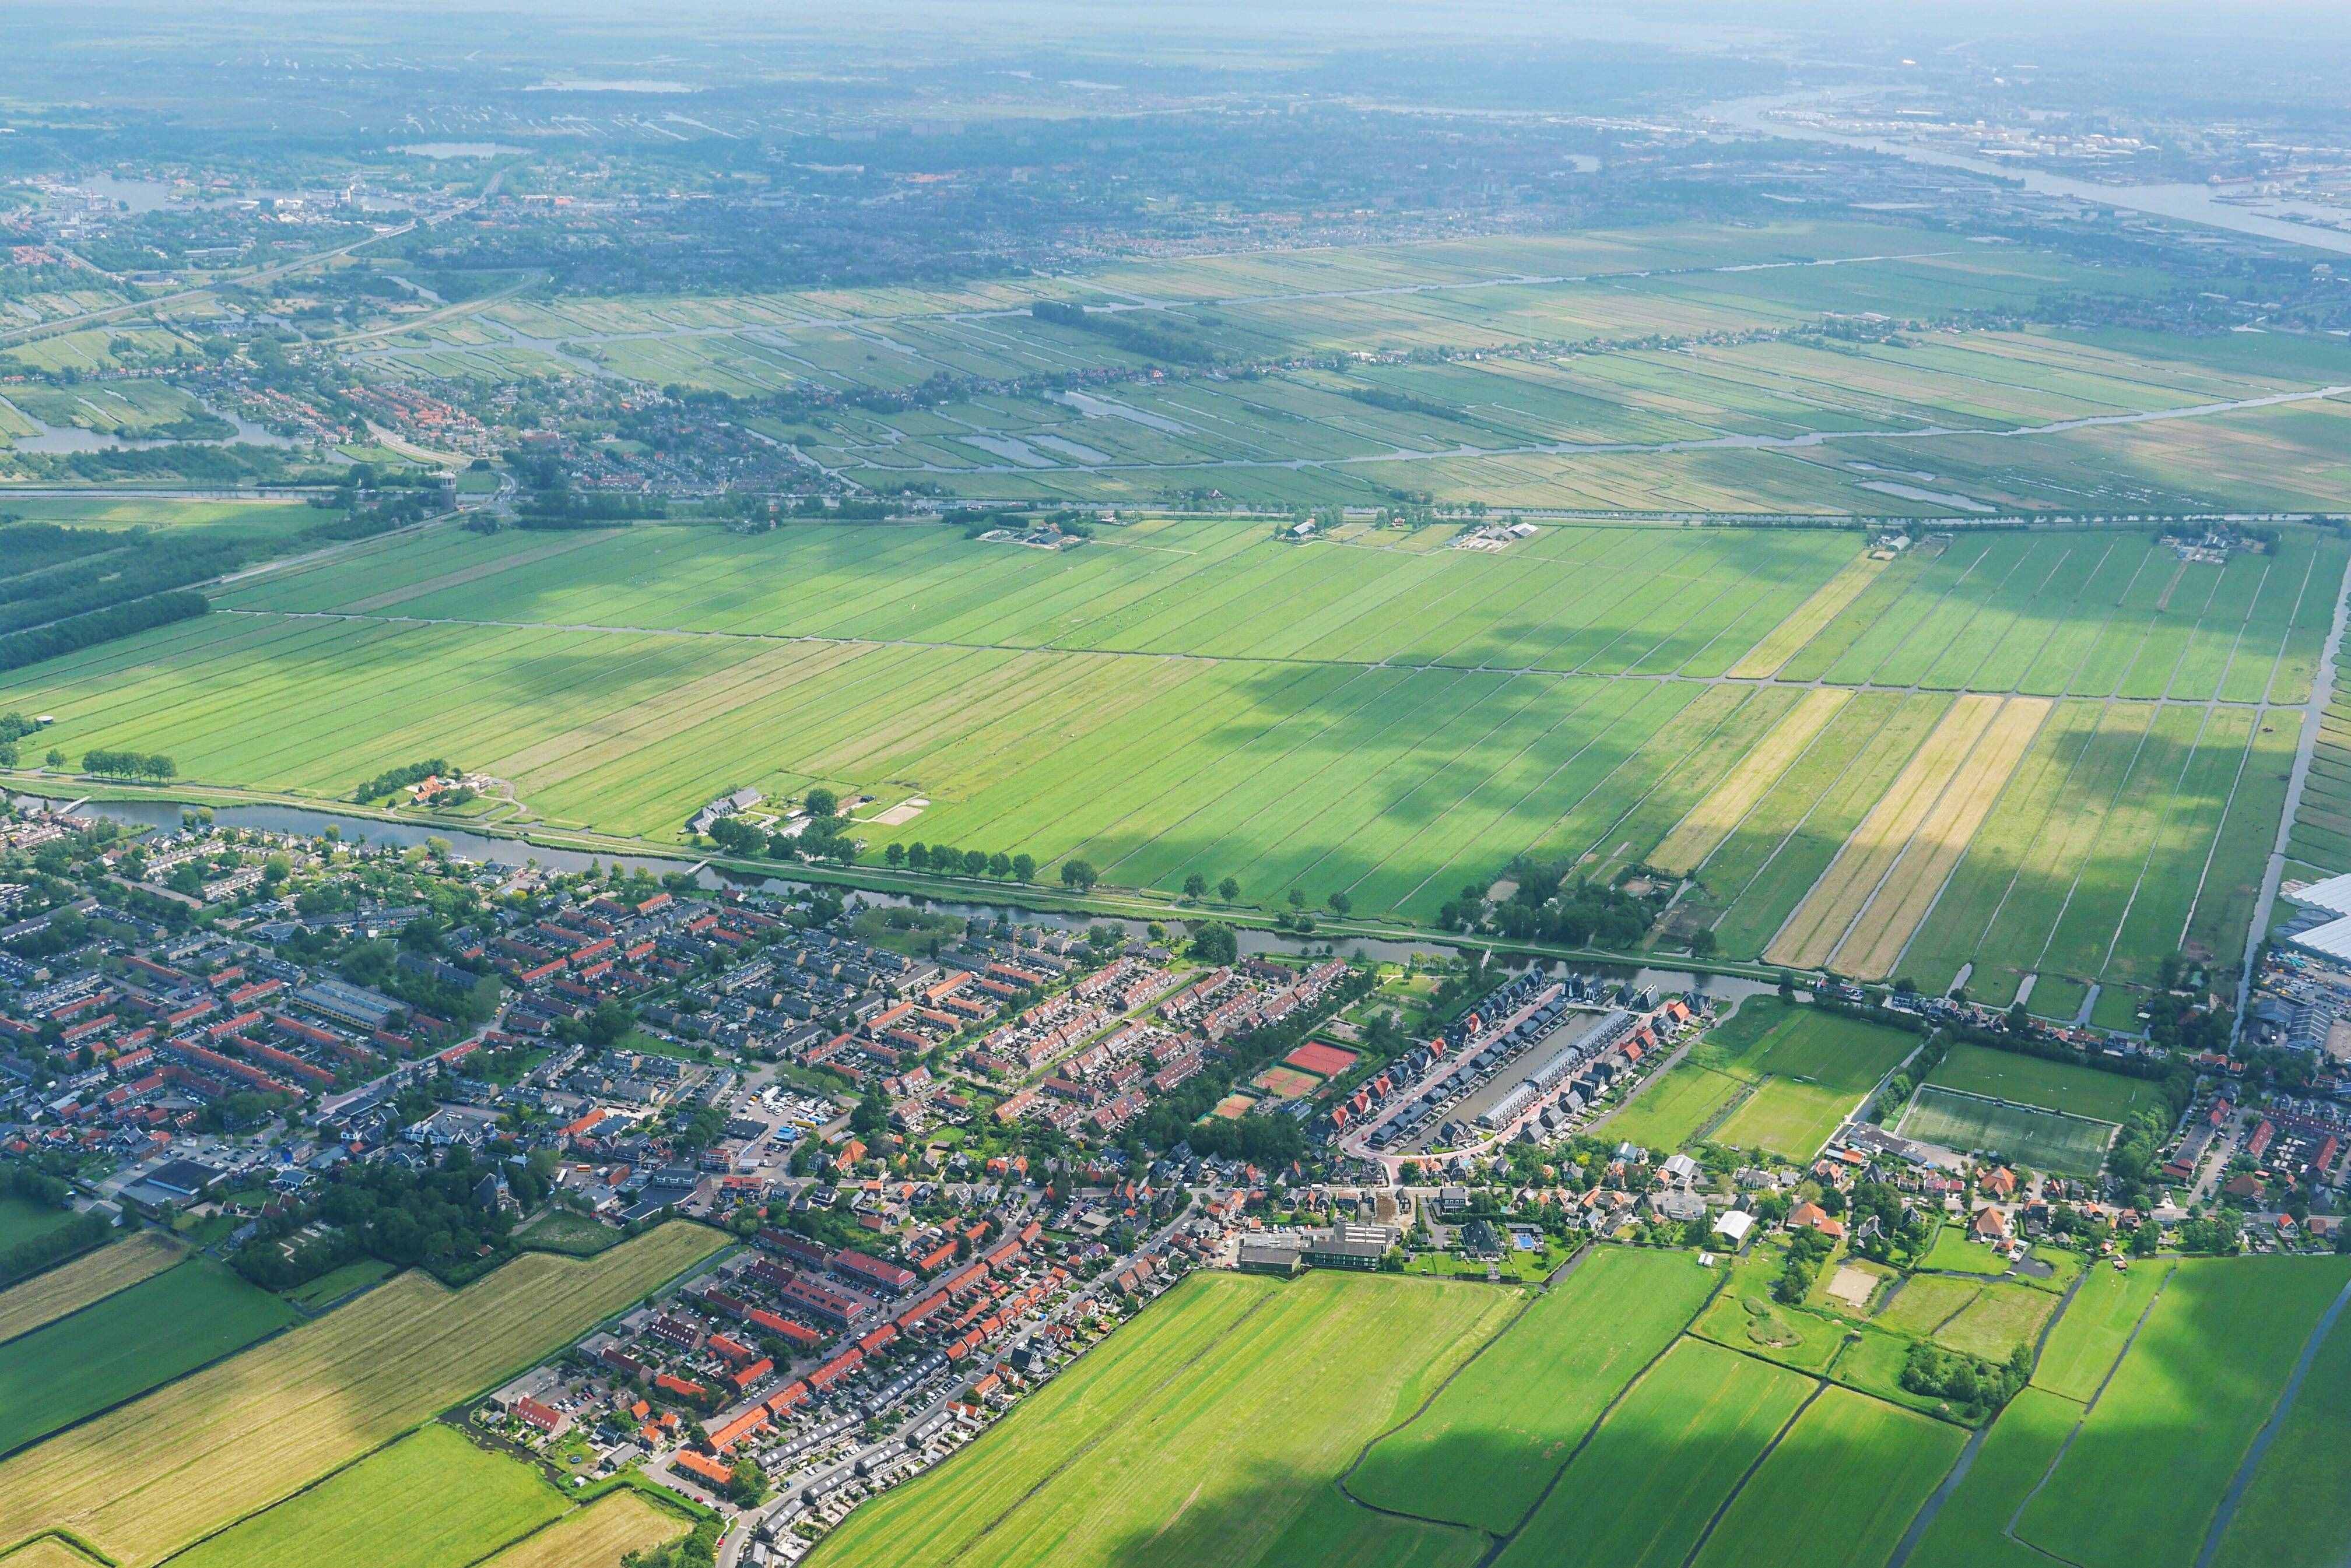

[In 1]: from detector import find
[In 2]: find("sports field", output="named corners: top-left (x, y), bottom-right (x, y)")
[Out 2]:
top-left (1704, 1008), bottom-right (1916, 1161)
top-left (0, 1258), bottom-right (297, 1457)
top-left (1347, 1247), bottom-right (1718, 1533)
top-left (1920, 1044), bottom-right (2157, 1122)
top-left (1895, 1084), bottom-right (2117, 1176)
top-left (812, 1270), bottom-right (1519, 1568)
top-left (0, 1222), bottom-right (724, 1568)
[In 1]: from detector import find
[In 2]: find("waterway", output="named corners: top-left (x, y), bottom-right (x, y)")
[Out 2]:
top-left (1710, 92), bottom-right (2351, 259)
top-left (394, 142), bottom-right (527, 160)
top-left (27, 793), bottom-right (1767, 1002)
top-left (1, 396), bottom-right (308, 454)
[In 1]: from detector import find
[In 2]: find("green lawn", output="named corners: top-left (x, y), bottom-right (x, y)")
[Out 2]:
top-left (1348, 1247), bottom-right (1719, 1534)
top-left (280, 1257), bottom-right (398, 1310)
top-left (1918, 1225), bottom-right (2014, 1276)
top-left (1707, 1008), bottom-right (1917, 1161)
top-left (1922, 1044), bottom-right (2157, 1123)
top-left (0, 1258), bottom-right (298, 1457)
top-left (164, 1423), bottom-right (566, 1568)
top-left (813, 1271), bottom-right (1518, 1568)
top-left (0, 1197), bottom-right (83, 1253)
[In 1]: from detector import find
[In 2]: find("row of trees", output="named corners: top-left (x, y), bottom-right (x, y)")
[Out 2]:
top-left (0, 590), bottom-right (208, 673)
top-left (82, 748), bottom-right (178, 781)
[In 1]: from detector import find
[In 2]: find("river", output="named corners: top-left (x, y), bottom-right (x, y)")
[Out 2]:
top-left (1710, 93), bottom-right (2351, 259)
top-left (26, 793), bottom-right (1767, 1003)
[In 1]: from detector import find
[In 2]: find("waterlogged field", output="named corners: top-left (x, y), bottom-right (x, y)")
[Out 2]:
top-left (6, 507), bottom-right (2328, 1008)
top-left (0, 1223), bottom-right (724, 1568)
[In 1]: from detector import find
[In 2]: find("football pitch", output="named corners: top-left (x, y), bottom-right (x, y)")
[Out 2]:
top-left (1897, 1084), bottom-right (2118, 1176)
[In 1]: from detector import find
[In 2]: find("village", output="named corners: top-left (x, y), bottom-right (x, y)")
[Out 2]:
top-left (2, 787), bottom-right (2349, 1563)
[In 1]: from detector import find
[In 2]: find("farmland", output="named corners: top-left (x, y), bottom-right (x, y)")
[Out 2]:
top-left (1346, 1247), bottom-right (1718, 1533)
top-left (6, 507), bottom-right (2327, 1010)
top-left (2010, 1256), bottom-right (2351, 1568)
top-left (812, 1270), bottom-right (1518, 1568)
top-left (0, 1200), bottom-right (81, 1253)
top-left (0, 1258), bottom-right (298, 1457)
top-left (475, 1492), bottom-right (692, 1568)
top-left (0, 1222), bottom-right (725, 1568)
top-left (163, 1424), bottom-right (566, 1568)
top-left (0, 1232), bottom-right (185, 1343)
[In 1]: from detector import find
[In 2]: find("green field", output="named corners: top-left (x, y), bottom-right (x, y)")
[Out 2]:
top-left (1903, 1386), bottom-right (2089, 1568)
top-left (1490, 1337), bottom-right (1815, 1568)
top-left (1347, 1247), bottom-right (1718, 1533)
top-left (2211, 1292), bottom-right (2351, 1568)
top-left (1, 512), bottom-right (2328, 995)
top-left (1689, 1386), bottom-right (1965, 1568)
top-left (2012, 1256), bottom-right (2351, 1568)
top-left (0, 1200), bottom-right (83, 1254)
top-left (1918, 1226), bottom-right (2015, 1277)
top-left (6, 227), bottom-right (2346, 990)
top-left (1895, 1084), bottom-right (2117, 1176)
top-left (162, 1423), bottom-right (566, 1568)
top-left (1706, 1009), bottom-right (1917, 1160)
top-left (1921, 1044), bottom-right (2157, 1122)
top-left (0, 1258), bottom-right (298, 1457)
top-left (813, 1271), bottom-right (1518, 1568)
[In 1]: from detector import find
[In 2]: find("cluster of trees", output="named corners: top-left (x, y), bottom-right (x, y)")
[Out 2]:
top-left (884, 841), bottom-right (1041, 884)
top-left (702, 787), bottom-right (862, 864)
top-left (0, 535), bottom-right (241, 638)
top-left (0, 590), bottom-right (208, 673)
top-left (354, 758), bottom-right (454, 803)
top-left (1444, 857), bottom-right (1658, 948)
top-left (234, 1145), bottom-right (557, 1288)
top-left (81, 747), bottom-right (177, 781)
top-left (1900, 1339), bottom-right (2032, 1418)
top-left (1030, 301), bottom-right (1215, 365)
top-left (1177, 873), bottom-right (1243, 904)
top-left (0, 1165), bottom-right (111, 1288)
top-left (1340, 385), bottom-right (1464, 421)
top-left (1770, 1225), bottom-right (1838, 1305)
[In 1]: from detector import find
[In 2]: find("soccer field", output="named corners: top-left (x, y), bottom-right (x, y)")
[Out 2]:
top-left (1896, 1084), bottom-right (2117, 1176)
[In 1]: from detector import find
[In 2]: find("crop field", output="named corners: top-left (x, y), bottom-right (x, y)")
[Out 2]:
top-left (8, 508), bottom-right (2324, 996)
top-left (1894, 1085), bottom-right (2117, 1176)
top-left (813, 1270), bottom-right (1518, 1568)
top-left (0, 1222), bottom-right (725, 1568)
top-left (0, 1258), bottom-right (298, 1458)
top-left (0, 1232), bottom-right (185, 1344)
top-left (476, 1493), bottom-right (691, 1568)
top-left (1348, 1247), bottom-right (1718, 1534)
top-left (1705, 1009), bottom-right (1915, 1161)
top-left (2009, 1256), bottom-right (2351, 1568)
top-left (163, 1424), bottom-right (565, 1568)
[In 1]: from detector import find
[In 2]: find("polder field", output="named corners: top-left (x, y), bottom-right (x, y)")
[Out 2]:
top-left (3, 509), bottom-right (2341, 1024)
top-left (344, 218), bottom-right (2351, 518)
top-left (807, 1247), bottom-right (2351, 1568)
top-left (0, 1221), bottom-right (724, 1568)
